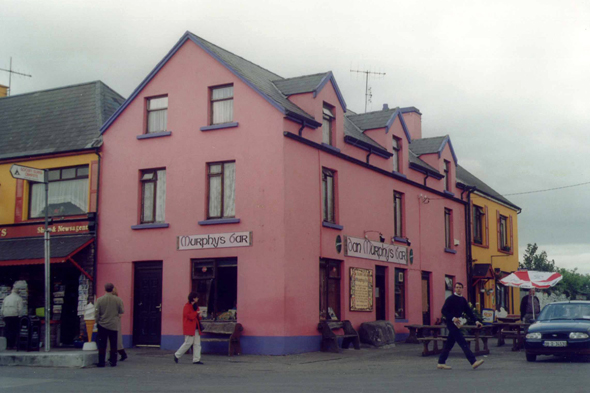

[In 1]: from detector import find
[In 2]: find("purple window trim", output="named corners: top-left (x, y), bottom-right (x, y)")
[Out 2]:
top-left (393, 237), bottom-right (408, 244)
top-left (395, 318), bottom-right (409, 323)
top-left (200, 122), bottom-right (239, 132)
top-left (321, 143), bottom-right (341, 153)
top-left (437, 136), bottom-right (458, 165)
top-left (443, 190), bottom-right (455, 197)
top-left (131, 223), bottom-right (170, 230)
top-left (444, 248), bottom-right (457, 254)
top-left (322, 221), bottom-right (343, 230)
top-left (198, 218), bottom-right (241, 226)
top-left (137, 131), bottom-right (172, 140)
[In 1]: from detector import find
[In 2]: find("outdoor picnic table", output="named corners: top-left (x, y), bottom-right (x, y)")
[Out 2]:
top-left (493, 322), bottom-right (530, 351)
top-left (405, 324), bottom-right (493, 356)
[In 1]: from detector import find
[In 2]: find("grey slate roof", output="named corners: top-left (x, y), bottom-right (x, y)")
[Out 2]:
top-left (408, 149), bottom-right (440, 175)
top-left (0, 234), bottom-right (94, 261)
top-left (347, 108), bottom-right (399, 131)
top-left (272, 72), bottom-right (330, 96)
top-left (408, 136), bottom-right (447, 156)
top-left (456, 165), bottom-right (521, 211)
top-left (344, 116), bottom-right (386, 152)
top-left (0, 81), bottom-right (124, 160)
top-left (187, 33), bottom-right (319, 126)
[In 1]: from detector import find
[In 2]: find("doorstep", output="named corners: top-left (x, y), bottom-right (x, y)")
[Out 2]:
top-left (0, 349), bottom-right (98, 368)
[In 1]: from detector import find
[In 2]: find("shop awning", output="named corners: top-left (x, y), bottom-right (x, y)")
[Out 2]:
top-left (0, 235), bottom-right (94, 280)
top-left (471, 263), bottom-right (494, 286)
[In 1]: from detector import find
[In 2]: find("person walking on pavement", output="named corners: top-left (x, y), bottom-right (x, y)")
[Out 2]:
top-left (2, 285), bottom-right (23, 349)
top-left (107, 286), bottom-right (128, 362)
top-left (520, 288), bottom-right (541, 323)
top-left (437, 282), bottom-right (485, 370)
top-left (95, 282), bottom-right (124, 367)
top-left (173, 292), bottom-right (203, 364)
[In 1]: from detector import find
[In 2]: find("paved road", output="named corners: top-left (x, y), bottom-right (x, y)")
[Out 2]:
top-left (1, 340), bottom-right (589, 393)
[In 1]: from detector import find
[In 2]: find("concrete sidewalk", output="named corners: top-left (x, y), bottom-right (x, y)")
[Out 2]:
top-left (0, 348), bottom-right (98, 368)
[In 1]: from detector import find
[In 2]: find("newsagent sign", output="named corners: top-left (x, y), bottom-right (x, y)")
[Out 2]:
top-left (344, 236), bottom-right (407, 264)
top-left (177, 232), bottom-right (252, 250)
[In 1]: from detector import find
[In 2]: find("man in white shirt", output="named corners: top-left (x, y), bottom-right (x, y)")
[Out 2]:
top-left (2, 286), bottom-right (23, 349)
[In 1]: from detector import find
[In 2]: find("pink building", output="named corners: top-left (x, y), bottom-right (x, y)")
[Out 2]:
top-left (98, 32), bottom-right (468, 354)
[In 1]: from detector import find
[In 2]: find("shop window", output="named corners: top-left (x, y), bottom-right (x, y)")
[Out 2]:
top-left (207, 161), bottom-right (236, 219)
top-left (394, 191), bottom-right (403, 237)
top-left (192, 258), bottom-right (237, 321)
top-left (322, 168), bottom-right (336, 224)
top-left (146, 96), bottom-right (168, 133)
top-left (140, 169), bottom-right (166, 224)
top-left (29, 165), bottom-right (89, 218)
top-left (445, 275), bottom-right (454, 299)
top-left (322, 104), bottom-right (335, 145)
top-left (395, 268), bottom-right (406, 319)
top-left (211, 85), bottom-right (233, 125)
top-left (319, 259), bottom-right (341, 321)
top-left (392, 136), bottom-right (401, 173)
top-left (496, 283), bottom-right (509, 312)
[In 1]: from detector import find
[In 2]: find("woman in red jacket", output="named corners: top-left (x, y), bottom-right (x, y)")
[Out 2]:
top-left (173, 292), bottom-right (203, 364)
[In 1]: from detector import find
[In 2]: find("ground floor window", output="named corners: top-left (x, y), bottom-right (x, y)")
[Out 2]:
top-left (496, 283), bottom-right (510, 312)
top-left (395, 268), bottom-right (406, 319)
top-left (319, 259), bottom-right (341, 321)
top-left (192, 258), bottom-right (237, 321)
top-left (445, 275), bottom-right (454, 299)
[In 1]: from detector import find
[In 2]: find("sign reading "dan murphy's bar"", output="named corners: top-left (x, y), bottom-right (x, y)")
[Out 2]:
top-left (177, 232), bottom-right (252, 250)
top-left (344, 236), bottom-right (407, 264)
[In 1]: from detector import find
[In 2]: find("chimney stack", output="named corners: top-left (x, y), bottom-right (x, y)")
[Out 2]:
top-left (382, 103), bottom-right (389, 111)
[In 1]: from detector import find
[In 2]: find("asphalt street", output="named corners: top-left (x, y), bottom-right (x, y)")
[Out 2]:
top-left (0, 340), bottom-right (589, 393)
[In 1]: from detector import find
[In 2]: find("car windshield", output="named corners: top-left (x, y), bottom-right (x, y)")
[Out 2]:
top-left (538, 303), bottom-right (590, 321)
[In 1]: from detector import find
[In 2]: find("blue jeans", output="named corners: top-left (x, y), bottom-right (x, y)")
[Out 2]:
top-left (438, 323), bottom-right (476, 365)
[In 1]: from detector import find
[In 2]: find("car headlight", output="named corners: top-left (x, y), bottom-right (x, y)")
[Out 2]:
top-left (569, 332), bottom-right (589, 339)
top-left (526, 332), bottom-right (542, 339)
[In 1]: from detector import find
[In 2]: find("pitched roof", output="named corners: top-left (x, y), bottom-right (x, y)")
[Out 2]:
top-left (408, 149), bottom-right (441, 176)
top-left (273, 72), bottom-right (330, 95)
top-left (347, 108), bottom-right (399, 131)
top-left (456, 165), bottom-right (521, 211)
top-left (409, 135), bottom-right (458, 165)
top-left (0, 234), bottom-right (94, 261)
top-left (0, 81), bottom-right (124, 160)
top-left (343, 116), bottom-right (390, 157)
top-left (101, 32), bottom-right (322, 133)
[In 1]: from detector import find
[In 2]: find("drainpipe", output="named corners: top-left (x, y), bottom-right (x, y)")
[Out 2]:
top-left (298, 120), bottom-right (306, 137)
top-left (94, 148), bottom-right (101, 299)
top-left (366, 148), bottom-right (372, 164)
top-left (464, 186), bottom-right (477, 304)
top-left (423, 171), bottom-right (430, 187)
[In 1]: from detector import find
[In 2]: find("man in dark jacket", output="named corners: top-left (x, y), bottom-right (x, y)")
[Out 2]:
top-left (437, 282), bottom-right (485, 370)
top-left (520, 288), bottom-right (541, 323)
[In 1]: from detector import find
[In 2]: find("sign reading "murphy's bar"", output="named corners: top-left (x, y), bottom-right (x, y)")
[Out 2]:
top-left (177, 232), bottom-right (252, 251)
top-left (344, 236), bottom-right (407, 264)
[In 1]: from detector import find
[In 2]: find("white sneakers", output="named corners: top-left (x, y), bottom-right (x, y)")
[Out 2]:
top-left (472, 359), bottom-right (485, 369)
top-left (437, 364), bottom-right (452, 370)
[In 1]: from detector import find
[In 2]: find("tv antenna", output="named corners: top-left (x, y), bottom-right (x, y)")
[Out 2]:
top-left (350, 68), bottom-right (386, 113)
top-left (0, 57), bottom-right (32, 96)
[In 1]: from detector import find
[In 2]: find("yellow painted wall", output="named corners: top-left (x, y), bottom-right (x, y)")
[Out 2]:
top-left (470, 193), bottom-right (521, 315)
top-left (0, 153), bottom-right (98, 225)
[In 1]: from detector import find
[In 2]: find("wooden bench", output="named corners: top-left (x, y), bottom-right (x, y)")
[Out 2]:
top-left (417, 334), bottom-right (494, 356)
top-left (317, 320), bottom-right (360, 353)
top-left (200, 321), bottom-right (243, 356)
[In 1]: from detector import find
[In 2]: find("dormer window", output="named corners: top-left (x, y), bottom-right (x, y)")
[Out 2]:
top-left (444, 160), bottom-right (451, 191)
top-left (392, 136), bottom-right (401, 172)
top-left (322, 105), bottom-right (335, 146)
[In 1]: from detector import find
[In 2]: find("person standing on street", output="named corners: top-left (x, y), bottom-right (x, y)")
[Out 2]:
top-left (95, 283), bottom-right (124, 367)
top-left (107, 286), bottom-right (128, 362)
top-left (520, 287), bottom-right (541, 323)
top-left (2, 285), bottom-right (23, 350)
top-left (173, 292), bottom-right (203, 364)
top-left (437, 282), bottom-right (485, 370)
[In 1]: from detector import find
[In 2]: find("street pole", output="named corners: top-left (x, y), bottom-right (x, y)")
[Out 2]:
top-left (44, 170), bottom-right (50, 352)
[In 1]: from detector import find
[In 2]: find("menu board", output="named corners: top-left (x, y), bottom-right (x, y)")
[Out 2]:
top-left (350, 267), bottom-right (373, 312)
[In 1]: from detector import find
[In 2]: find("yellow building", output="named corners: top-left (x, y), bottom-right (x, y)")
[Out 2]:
top-left (457, 166), bottom-right (522, 317)
top-left (0, 81), bottom-right (123, 347)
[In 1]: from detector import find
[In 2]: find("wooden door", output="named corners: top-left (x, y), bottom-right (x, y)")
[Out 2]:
top-left (133, 261), bottom-right (162, 346)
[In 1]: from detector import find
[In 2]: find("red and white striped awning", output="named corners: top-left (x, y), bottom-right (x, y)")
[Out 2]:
top-left (499, 270), bottom-right (563, 289)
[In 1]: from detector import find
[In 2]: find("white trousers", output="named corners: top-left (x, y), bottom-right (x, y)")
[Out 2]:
top-left (175, 332), bottom-right (201, 362)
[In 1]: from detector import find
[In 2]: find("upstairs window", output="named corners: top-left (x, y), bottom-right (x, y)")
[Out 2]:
top-left (147, 96), bottom-right (168, 133)
top-left (499, 214), bottom-right (512, 252)
top-left (30, 165), bottom-right (89, 218)
top-left (444, 160), bottom-right (451, 191)
top-left (140, 169), bottom-right (166, 224)
top-left (394, 191), bottom-right (403, 237)
top-left (444, 208), bottom-right (452, 249)
top-left (211, 85), bottom-right (234, 125)
top-left (322, 105), bottom-right (335, 145)
top-left (392, 137), bottom-right (401, 172)
top-left (207, 161), bottom-right (236, 219)
top-left (473, 205), bottom-right (485, 245)
top-left (322, 168), bottom-right (336, 223)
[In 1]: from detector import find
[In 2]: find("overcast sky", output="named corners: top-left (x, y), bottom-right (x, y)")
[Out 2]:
top-left (2, 0), bottom-right (589, 273)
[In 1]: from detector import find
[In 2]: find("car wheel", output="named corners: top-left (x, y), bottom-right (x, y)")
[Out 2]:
top-left (526, 353), bottom-right (537, 362)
